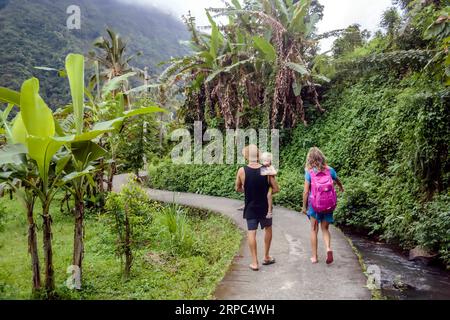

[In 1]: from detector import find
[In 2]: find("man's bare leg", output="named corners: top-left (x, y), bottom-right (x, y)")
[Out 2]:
top-left (248, 230), bottom-right (258, 269)
top-left (264, 226), bottom-right (273, 262)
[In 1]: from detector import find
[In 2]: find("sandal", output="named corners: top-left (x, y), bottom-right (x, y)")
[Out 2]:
top-left (262, 258), bottom-right (276, 266)
top-left (326, 251), bottom-right (334, 265)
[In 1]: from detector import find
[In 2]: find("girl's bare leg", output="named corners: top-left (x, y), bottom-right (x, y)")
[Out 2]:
top-left (310, 217), bottom-right (319, 263)
top-left (320, 221), bottom-right (332, 252)
top-left (321, 221), bottom-right (334, 264)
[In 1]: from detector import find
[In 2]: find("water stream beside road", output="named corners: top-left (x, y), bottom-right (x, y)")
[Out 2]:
top-left (346, 233), bottom-right (450, 300)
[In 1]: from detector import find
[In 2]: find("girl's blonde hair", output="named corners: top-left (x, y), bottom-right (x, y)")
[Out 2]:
top-left (305, 147), bottom-right (328, 172)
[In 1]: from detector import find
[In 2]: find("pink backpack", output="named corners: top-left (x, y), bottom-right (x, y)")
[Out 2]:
top-left (309, 168), bottom-right (337, 214)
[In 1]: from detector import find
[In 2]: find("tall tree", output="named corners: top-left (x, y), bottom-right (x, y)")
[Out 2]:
top-left (381, 6), bottom-right (402, 44)
top-left (332, 24), bottom-right (371, 57)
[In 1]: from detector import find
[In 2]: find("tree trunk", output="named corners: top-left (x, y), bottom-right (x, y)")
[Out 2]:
top-left (72, 195), bottom-right (84, 286)
top-left (124, 205), bottom-right (132, 279)
top-left (107, 161), bottom-right (116, 192)
top-left (97, 158), bottom-right (105, 194)
top-left (26, 200), bottom-right (41, 294)
top-left (42, 202), bottom-right (55, 295)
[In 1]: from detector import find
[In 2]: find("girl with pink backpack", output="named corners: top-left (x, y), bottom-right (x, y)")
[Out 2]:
top-left (302, 147), bottom-right (345, 265)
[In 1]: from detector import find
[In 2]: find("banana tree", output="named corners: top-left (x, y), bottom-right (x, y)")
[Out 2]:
top-left (3, 77), bottom-right (75, 295)
top-left (0, 142), bottom-right (42, 294)
top-left (64, 54), bottom-right (165, 285)
top-left (0, 54), bottom-right (164, 294)
top-left (0, 90), bottom-right (44, 295)
top-left (165, 0), bottom-right (330, 129)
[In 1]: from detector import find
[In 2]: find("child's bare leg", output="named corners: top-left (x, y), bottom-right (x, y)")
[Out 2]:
top-left (310, 218), bottom-right (319, 263)
top-left (267, 190), bottom-right (273, 218)
top-left (321, 221), bottom-right (332, 252)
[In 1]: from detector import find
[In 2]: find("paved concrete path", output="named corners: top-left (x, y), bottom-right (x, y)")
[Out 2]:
top-left (113, 175), bottom-right (371, 300)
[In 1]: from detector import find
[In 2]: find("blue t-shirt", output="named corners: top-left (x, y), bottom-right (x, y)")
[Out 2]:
top-left (305, 167), bottom-right (337, 184)
top-left (304, 167), bottom-right (338, 217)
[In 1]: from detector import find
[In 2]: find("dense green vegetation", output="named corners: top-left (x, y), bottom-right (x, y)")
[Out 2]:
top-left (0, 192), bottom-right (241, 299)
top-left (0, 0), bottom-right (189, 107)
top-left (148, 0), bottom-right (450, 267)
top-left (0, 0), bottom-right (448, 301)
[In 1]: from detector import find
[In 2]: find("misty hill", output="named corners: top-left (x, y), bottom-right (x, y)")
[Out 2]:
top-left (0, 0), bottom-right (190, 107)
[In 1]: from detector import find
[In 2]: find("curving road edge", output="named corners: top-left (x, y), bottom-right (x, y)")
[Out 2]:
top-left (113, 174), bottom-right (371, 300)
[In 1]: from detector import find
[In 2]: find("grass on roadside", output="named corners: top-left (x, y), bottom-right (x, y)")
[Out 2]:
top-left (0, 194), bottom-right (242, 300)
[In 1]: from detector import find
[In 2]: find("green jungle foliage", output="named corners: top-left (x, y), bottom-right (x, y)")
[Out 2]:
top-left (148, 72), bottom-right (450, 266)
top-left (148, 0), bottom-right (450, 266)
top-left (0, 0), bottom-right (189, 108)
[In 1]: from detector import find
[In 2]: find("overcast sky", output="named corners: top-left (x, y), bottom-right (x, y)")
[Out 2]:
top-left (119, 0), bottom-right (393, 52)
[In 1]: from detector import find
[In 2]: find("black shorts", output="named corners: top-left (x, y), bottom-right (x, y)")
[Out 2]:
top-left (246, 218), bottom-right (273, 231)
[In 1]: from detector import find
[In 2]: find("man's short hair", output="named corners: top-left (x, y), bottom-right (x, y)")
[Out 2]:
top-left (242, 144), bottom-right (260, 163)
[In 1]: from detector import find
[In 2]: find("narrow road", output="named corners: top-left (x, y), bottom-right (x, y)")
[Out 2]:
top-left (113, 175), bottom-right (371, 300)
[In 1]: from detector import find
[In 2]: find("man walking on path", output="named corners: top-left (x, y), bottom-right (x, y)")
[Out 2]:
top-left (235, 145), bottom-right (280, 271)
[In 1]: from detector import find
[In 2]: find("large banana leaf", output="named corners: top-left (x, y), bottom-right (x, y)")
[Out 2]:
top-left (206, 10), bottom-right (224, 60)
top-left (123, 106), bottom-right (166, 117)
top-left (102, 72), bottom-right (136, 97)
top-left (0, 87), bottom-right (20, 106)
top-left (206, 59), bottom-right (252, 83)
top-left (27, 136), bottom-right (73, 187)
top-left (66, 54), bottom-right (85, 135)
top-left (73, 106), bottom-right (165, 142)
top-left (11, 114), bottom-right (27, 145)
top-left (0, 144), bottom-right (27, 166)
top-left (0, 104), bottom-right (15, 142)
top-left (61, 165), bottom-right (97, 184)
top-left (290, 0), bottom-right (310, 33)
top-left (20, 78), bottom-right (55, 138)
top-left (286, 62), bottom-right (310, 76)
top-left (253, 36), bottom-right (276, 62)
top-left (70, 141), bottom-right (106, 169)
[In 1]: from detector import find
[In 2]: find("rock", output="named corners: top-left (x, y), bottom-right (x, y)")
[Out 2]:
top-left (393, 276), bottom-right (415, 291)
top-left (409, 246), bottom-right (438, 265)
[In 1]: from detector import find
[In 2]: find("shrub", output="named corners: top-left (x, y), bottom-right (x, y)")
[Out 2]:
top-left (148, 161), bottom-right (241, 199)
top-left (334, 174), bottom-right (382, 234)
top-left (105, 176), bottom-right (154, 278)
top-left (414, 194), bottom-right (450, 266)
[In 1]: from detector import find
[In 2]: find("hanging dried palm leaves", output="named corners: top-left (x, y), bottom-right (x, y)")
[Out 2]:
top-left (163, 0), bottom-right (330, 129)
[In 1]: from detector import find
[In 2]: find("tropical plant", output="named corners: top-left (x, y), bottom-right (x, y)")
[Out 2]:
top-left (0, 77), bottom-right (75, 295)
top-left (105, 176), bottom-right (153, 279)
top-left (88, 28), bottom-right (145, 110)
top-left (163, 0), bottom-right (332, 129)
top-left (62, 53), bottom-right (165, 285)
top-left (0, 138), bottom-right (42, 294)
top-left (424, 6), bottom-right (450, 85)
top-left (0, 53), bottom-right (164, 294)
